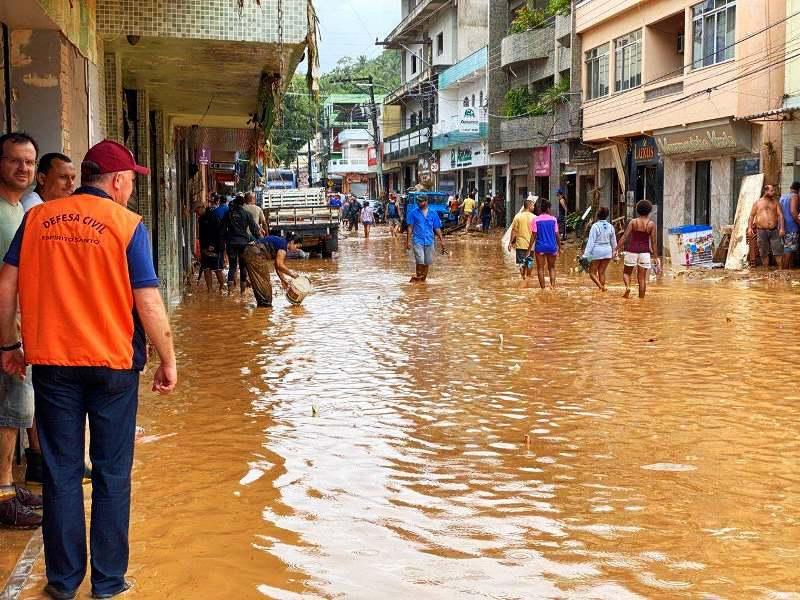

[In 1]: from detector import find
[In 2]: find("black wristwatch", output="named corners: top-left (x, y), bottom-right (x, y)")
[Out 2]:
top-left (0, 341), bottom-right (21, 352)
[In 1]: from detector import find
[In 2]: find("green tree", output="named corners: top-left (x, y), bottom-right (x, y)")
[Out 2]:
top-left (271, 51), bottom-right (401, 167)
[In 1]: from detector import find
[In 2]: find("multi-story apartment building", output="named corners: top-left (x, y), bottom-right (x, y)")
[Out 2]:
top-left (0, 0), bottom-right (309, 305)
top-left (488, 0), bottom-right (582, 217)
top-left (577, 0), bottom-right (786, 249)
top-left (381, 0), bottom-right (487, 193)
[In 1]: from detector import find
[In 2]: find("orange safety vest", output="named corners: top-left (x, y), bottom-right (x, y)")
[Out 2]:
top-left (18, 194), bottom-right (144, 369)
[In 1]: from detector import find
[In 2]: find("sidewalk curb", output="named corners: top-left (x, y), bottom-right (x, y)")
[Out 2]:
top-left (0, 531), bottom-right (43, 600)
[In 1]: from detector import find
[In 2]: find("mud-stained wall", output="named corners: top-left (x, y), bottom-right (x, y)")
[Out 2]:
top-left (10, 29), bottom-right (62, 153)
top-left (35, 0), bottom-right (98, 63)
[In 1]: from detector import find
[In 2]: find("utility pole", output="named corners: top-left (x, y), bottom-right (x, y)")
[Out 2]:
top-left (329, 76), bottom-right (385, 200)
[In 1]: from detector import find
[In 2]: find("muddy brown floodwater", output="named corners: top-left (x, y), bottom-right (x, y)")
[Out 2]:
top-left (18, 232), bottom-right (800, 599)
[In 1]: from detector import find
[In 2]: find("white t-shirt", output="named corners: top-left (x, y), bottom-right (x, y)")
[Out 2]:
top-left (21, 191), bottom-right (43, 213)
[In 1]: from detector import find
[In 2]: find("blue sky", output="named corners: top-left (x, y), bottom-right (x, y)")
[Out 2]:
top-left (314, 0), bottom-right (401, 73)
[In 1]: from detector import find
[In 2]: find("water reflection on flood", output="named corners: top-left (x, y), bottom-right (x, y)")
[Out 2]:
top-left (80, 233), bottom-right (800, 598)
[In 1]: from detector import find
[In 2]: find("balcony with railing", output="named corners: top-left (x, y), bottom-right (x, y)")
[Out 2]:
top-left (432, 107), bottom-right (488, 150)
top-left (327, 158), bottom-right (370, 174)
top-left (383, 0), bottom-right (450, 46)
top-left (501, 26), bottom-right (555, 70)
top-left (383, 122), bottom-right (432, 162)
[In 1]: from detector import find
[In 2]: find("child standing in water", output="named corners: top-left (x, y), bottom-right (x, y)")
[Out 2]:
top-left (525, 199), bottom-right (561, 289)
top-left (618, 199), bottom-right (659, 298)
top-left (582, 206), bottom-right (617, 291)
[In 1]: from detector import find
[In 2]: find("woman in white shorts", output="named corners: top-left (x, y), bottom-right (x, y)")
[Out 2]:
top-left (617, 200), bottom-right (659, 298)
top-left (582, 206), bottom-right (617, 291)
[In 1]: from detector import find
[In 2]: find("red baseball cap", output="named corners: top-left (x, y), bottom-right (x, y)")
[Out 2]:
top-left (82, 139), bottom-right (150, 175)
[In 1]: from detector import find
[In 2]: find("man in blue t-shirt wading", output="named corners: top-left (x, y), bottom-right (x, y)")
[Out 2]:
top-left (242, 234), bottom-right (302, 307)
top-left (405, 194), bottom-right (446, 283)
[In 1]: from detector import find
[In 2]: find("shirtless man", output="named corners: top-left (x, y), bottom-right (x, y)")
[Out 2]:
top-left (748, 184), bottom-right (784, 267)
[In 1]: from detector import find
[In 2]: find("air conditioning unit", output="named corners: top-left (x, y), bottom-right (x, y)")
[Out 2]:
top-left (677, 33), bottom-right (685, 54)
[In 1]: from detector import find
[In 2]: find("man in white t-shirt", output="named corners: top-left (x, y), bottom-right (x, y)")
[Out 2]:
top-left (21, 152), bottom-right (76, 212)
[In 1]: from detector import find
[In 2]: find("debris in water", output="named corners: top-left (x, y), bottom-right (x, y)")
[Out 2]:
top-left (524, 434), bottom-right (531, 448)
top-left (509, 363), bottom-right (521, 372)
top-left (648, 338), bottom-right (656, 343)
top-left (499, 334), bottom-right (504, 350)
top-left (726, 317), bottom-right (732, 323)
top-left (312, 404), bottom-right (318, 417)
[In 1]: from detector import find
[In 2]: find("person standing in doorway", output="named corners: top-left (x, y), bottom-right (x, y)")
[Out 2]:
top-left (361, 200), bottom-right (375, 239)
top-left (779, 181), bottom-right (800, 269)
top-left (406, 194), bottom-right (446, 283)
top-left (556, 188), bottom-right (569, 241)
top-left (525, 199), bottom-right (561, 289)
top-left (508, 197), bottom-right (536, 280)
top-left (22, 153), bottom-right (77, 212)
top-left (0, 133), bottom-right (42, 530)
top-left (582, 206), bottom-right (617, 291)
top-left (748, 184), bottom-right (785, 268)
top-left (492, 193), bottom-right (505, 228)
top-left (0, 139), bottom-right (176, 598)
top-left (618, 200), bottom-right (659, 298)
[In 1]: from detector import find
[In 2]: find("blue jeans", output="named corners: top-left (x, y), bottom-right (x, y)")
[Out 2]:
top-left (33, 366), bottom-right (139, 596)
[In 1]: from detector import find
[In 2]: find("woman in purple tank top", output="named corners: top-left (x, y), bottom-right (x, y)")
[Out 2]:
top-left (617, 200), bottom-right (659, 298)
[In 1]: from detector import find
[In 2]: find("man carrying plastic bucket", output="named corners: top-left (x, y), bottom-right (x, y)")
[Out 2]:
top-left (406, 194), bottom-right (446, 283)
top-left (243, 234), bottom-right (302, 308)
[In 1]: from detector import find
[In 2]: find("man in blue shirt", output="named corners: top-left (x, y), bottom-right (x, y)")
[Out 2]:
top-left (242, 234), bottom-right (302, 307)
top-left (405, 194), bottom-right (446, 283)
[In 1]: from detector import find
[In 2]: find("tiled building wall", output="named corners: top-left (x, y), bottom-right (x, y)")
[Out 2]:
top-left (134, 90), bottom-right (152, 231)
top-left (153, 111), bottom-right (182, 306)
top-left (104, 53), bottom-right (123, 142)
top-left (96, 0), bottom-right (307, 43)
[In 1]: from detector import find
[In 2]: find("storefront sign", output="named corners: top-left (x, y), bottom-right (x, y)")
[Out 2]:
top-left (569, 142), bottom-right (597, 165)
top-left (532, 146), bottom-right (551, 177)
top-left (367, 146), bottom-right (378, 167)
top-left (459, 107), bottom-right (481, 134)
top-left (440, 143), bottom-right (489, 171)
top-left (210, 161), bottom-right (235, 171)
top-left (633, 137), bottom-right (659, 164)
top-left (198, 147), bottom-right (210, 165)
top-left (654, 122), bottom-right (752, 157)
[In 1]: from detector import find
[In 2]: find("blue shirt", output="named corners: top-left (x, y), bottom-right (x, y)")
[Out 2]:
top-left (780, 194), bottom-right (799, 234)
top-left (406, 206), bottom-right (441, 246)
top-left (4, 186), bottom-right (160, 290)
top-left (213, 203), bottom-right (230, 221)
top-left (257, 235), bottom-right (288, 255)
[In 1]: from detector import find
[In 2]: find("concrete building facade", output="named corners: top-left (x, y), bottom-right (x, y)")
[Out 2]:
top-left (382, 0), bottom-right (488, 193)
top-left (488, 0), bottom-right (582, 220)
top-left (577, 0), bottom-right (787, 250)
top-left (0, 0), bottom-right (310, 306)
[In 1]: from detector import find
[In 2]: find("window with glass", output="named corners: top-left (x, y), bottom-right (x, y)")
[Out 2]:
top-left (479, 91), bottom-right (484, 106)
top-left (585, 44), bottom-right (609, 100)
top-left (692, 0), bottom-right (736, 69)
top-left (614, 30), bottom-right (642, 92)
top-left (437, 33), bottom-right (444, 56)
top-left (411, 54), bottom-right (417, 74)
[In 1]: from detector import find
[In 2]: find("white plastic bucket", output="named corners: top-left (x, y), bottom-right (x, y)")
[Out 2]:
top-left (286, 276), bottom-right (312, 305)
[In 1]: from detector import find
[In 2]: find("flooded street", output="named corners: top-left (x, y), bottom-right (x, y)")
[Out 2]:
top-left (24, 232), bottom-right (800, 599)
